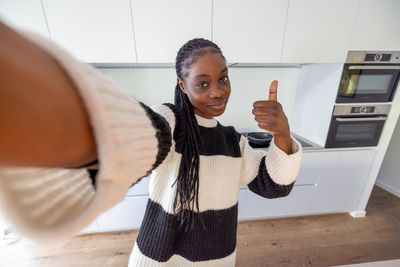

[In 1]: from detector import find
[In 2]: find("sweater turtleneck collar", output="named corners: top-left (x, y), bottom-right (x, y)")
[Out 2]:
top-left (194, 114), bottom-right (218, 128)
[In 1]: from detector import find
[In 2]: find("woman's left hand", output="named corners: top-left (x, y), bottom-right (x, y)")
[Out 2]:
top-left (252, 80), bottom-right (293, 154)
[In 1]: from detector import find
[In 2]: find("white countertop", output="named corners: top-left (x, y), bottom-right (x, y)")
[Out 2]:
top-left (248, 132), bottom-right (378, 153)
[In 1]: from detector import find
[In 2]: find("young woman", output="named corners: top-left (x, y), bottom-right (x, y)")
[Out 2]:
top-left (0, 23), bottom-right (301, 266)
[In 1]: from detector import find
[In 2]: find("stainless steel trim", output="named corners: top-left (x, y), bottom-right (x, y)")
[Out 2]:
top-left (333, 103), bottom-right (391, 116)
top-left (333, 102), bottom-right (392, 106)
top-left (348, 65), bottom-right (400, 70)
top-left (293, 184), bottom-right (317, 187)
top-left (346, 51), bottom-right (400, 64)
top-left (336, 117), bottom-right (387, 122)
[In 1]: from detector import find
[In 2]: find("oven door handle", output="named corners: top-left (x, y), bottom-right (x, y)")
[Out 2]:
top-left (336, 117), bottom-right (387, 122)
top-left (348, 65), bottom-right (400, 70)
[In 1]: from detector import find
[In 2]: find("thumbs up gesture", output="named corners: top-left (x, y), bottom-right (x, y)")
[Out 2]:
top-left (252, 80), bottom-right (292, 154)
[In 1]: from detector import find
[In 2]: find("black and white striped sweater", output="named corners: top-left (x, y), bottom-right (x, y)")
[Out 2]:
top-left (128, 103), bottom-right (302, 266)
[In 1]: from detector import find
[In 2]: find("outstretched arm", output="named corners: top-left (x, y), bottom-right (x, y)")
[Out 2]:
top-left (0, 22), bottom-right (167, 243)
top-left (0, 22), bottom-right (97, 168)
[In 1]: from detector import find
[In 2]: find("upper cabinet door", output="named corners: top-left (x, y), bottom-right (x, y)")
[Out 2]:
top-left (282, 0), bottom-right (360, 63)
top-left (132, 0), bottom-right (212, 63)
top-left (213, 0), bottom-right (288, 64)
top-left (350, 0), bottom-right (400, 51)
top-left (42, 0), bottom-right (136, 63)
top-left (0, 0), bottom-right (50, 38)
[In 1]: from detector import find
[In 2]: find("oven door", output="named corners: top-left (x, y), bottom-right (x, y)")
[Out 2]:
top-left (325, 116), bottom-right (387, 148)
top-left (336, 65), bottom-right (400, 103)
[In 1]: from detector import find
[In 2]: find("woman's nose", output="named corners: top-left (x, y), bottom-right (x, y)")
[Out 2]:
top-left (209, 86), bottom-right (224, 98)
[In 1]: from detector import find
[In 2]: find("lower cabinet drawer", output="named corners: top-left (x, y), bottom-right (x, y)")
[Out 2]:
top-left (243, 184), bottom-right (316, 220)
top-left (97, 195), bottom-right (149, 232)
top-left (295, 152), bottom-right (324, 185)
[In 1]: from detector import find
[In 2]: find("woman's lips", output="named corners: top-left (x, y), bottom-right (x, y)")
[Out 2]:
top-left (207, 101), bottom-right (226, 111)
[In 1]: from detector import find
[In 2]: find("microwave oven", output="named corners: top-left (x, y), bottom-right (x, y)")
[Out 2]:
top-left (336, 51), bottom-right (400, 103)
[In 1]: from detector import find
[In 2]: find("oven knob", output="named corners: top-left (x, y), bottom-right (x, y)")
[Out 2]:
top-left (360, 107), bottom-right (367, 113)
top-left (374, 53), bottom-right (382, 62)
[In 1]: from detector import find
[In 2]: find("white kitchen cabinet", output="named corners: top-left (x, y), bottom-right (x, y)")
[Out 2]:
top-left (238, 189), bottom-right (247, 221)
top-left (295, 151), bottom-right (324, 185)
top-left (239, 148), bottom-right (377, 221)
top-left (282, 0), bottom-right (360, 63)
top-left (241, 151), bottom-right (322, 220)
top-left (131, 0), bottom-right (212, 63)
top-left (42, 0), bottom-right (136, 63)
top-left (233, 152), bottom-right (321, 221)
top-left (213, 0), bottom-right (288, 63)
top-left (245, 184), bottom-right (315, 219)
top-left (0, 0), bottom-right (49, 38)
top-left (350, 0), bottom-right (400, 51)
top-left (312, 149), bottom-right (376, 214)
top-left (97, 195), bottom-right (149, 231)
top-left (96, 176), bottom-right (150, 232)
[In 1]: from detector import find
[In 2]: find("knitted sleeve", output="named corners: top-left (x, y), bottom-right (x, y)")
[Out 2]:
top-left (0, 30), bottom-right (170, 244)
top-left (85, 102), bottom-right (173, 187)
top-left (149, 103), bottom-right (183, 166)
top-left (239, 135), bottom-right (302, 198)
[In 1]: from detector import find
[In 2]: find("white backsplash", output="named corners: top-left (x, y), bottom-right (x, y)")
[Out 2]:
top-left (98, 67), bottom-right (300, 133)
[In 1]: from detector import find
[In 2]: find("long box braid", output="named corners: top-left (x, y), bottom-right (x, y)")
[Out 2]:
top-left (173, 38), bottom-right (225, 231)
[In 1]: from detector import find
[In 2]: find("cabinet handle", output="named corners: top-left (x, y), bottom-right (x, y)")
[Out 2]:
top-left (336, 117), bottom-right (387, 122)
top-left (348, 65), bottom-right (400, 70)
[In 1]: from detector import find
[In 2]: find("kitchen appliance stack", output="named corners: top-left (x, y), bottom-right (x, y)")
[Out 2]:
top-left (325, 51), bottom-right (400, 148)
top-left (290, 51), bottom-right (400, 149)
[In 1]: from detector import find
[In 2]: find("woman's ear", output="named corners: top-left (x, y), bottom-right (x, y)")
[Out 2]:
top-left (177, 78), bottom-right (186, 94)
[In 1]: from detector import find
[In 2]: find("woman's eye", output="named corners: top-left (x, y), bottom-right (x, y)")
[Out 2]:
top-left (196, 81), bottom-right (208, 88)
top-left (220, 76), bottom-right (229, 83)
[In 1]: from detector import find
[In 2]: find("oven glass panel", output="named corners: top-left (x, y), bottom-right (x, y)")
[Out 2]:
top-left (341, 73), bottom-right (393, 97)
top-left (335, 123), bottom-right (377, 141)
top-left (355, 74), bottom-right (392, 94)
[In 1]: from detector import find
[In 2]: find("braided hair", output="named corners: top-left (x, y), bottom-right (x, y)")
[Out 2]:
top-left (173, 38), bottom-right (226, 231)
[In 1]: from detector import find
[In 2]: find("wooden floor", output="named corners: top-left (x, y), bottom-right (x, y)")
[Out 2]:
top-left (1, 186), bottom-right (399, 267)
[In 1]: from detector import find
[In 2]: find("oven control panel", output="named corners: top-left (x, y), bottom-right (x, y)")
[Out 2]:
top-left (333, 103), bottom-right (391, 116)
top-left (364, 53), bottom-right (392, 62)
top-left (345, 51), bottom-right (400, 64)
top-left (351, 106), bottom-right (375, 113)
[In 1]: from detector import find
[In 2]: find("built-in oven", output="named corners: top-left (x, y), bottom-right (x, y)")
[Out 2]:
top-left (325, 104), bottom-right (391, 148)
top-left (336, 51), bottom-right (400, 103)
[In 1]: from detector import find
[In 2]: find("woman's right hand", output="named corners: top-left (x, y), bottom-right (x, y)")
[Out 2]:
top-left (0, 22), bottom-right (97, 168)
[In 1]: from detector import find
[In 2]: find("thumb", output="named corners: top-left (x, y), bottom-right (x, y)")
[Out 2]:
top-left (268, 80), bottom-right (278, 101)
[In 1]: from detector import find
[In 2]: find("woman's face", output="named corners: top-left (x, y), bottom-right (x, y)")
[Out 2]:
top-left (178, 52), bottom-right (231, 119)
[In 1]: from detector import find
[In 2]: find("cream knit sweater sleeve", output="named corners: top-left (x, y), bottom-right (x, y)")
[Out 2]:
top-left (240, 135), bottom-right (302, 188)
top-left (0, 31), bottom-right (162, 244)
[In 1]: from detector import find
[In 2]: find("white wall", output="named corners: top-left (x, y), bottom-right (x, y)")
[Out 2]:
top-left (97, 67), bottom-right (299, 133)
top-left (0, 0), bottom-right (50, 38)
top-left (376, 114), bottom-right (400, 197)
